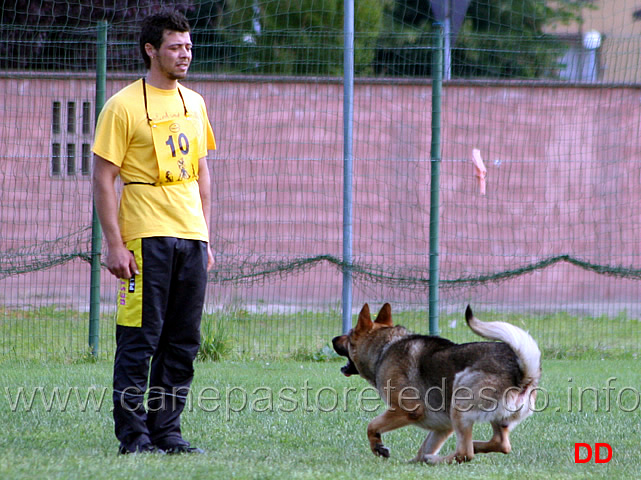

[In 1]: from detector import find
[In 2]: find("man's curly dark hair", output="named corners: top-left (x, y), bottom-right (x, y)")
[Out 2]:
top-left (139, 11), bottom-right (191, 70)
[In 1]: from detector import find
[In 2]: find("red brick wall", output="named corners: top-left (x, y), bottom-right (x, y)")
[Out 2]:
top-left (2, 75), bottom-right (641, 314)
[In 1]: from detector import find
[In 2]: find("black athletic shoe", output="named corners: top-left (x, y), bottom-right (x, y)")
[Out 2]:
top-left (164, 445), bottom-right (205, 455)
top-left (118, 443), bottom-right (166, 455)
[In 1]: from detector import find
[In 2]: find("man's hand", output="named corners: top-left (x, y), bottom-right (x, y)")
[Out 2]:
top-left (106, 243), bottom-right (139, 279)
top-left (206, 244), bottom-right (214, 271)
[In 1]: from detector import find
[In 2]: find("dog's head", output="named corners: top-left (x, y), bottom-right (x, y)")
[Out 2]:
top-left (332, 303), bottom-right (394, 377)
top-left (331, 334), bottom-right (359, 376)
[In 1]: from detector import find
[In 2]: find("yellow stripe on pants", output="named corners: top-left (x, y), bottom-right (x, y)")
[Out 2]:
top-left (116, 238), bottom-right (143, 327)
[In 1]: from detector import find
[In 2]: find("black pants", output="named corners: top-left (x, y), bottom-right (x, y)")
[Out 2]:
top-left (112, 237), bottom-right (207, 450)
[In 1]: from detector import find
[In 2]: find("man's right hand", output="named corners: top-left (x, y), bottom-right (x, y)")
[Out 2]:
top-left (106, 243), bottom-right (140, 279)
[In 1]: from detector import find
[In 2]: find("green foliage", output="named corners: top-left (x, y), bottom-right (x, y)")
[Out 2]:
top-left (1, 0), bottom-right (593, 77)
top-left (217, 0), bottom-right (384, 75)
top-left (377, 0), bottom-right (591, 78)
top-left (454, 0), bottom-right (588, 77)
top-left (289, 343), bottom-right (341, 362)
top-left (198, 316), bottom-right (234, 361)
top-left (1, 305), bottom-right (640, 361)
top-left (0, 0), bottom-right (193, 70)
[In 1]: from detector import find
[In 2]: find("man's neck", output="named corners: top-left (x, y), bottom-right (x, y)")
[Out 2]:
top-left (144, 71), bottom-right (178, 90)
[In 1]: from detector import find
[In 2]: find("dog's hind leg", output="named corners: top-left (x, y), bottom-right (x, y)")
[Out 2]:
top-left (473, 422), bottom-right (512, 454)
top-left (425, 410), bottom-right (475, 464)
top-left (367, 408), bottom-right (418, 458)
top-left (411, 429), bottom-right (453, 463)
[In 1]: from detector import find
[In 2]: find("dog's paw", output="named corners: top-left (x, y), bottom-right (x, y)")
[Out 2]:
top-left (422, 453), bottom-right (470, 465)
top-left (421, 454), bottom-right (446, 465)
top-left (373, 444), bottom-right (390, 458)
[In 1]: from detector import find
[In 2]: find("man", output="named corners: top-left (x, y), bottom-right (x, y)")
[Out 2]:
top-left (92, 11), bottom-right (216, 455)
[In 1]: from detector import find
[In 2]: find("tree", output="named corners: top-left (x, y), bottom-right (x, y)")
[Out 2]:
top-left (375, 0), bottom-right (590, 78)
top-left (0, 0), bottom-right (383, 76)
top-left (1, 0), bottom-right (590, 77)
top-left (221, 0), bottom-right (385, 76)
top-left (0, 0), bottom-right (193, 70)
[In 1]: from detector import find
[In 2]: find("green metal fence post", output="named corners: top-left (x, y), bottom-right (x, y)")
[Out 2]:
top-left (89, 20), bottom-right (107, 357)
top-left (342, 0), bottom-right (354, 334)
top-left (429, 24), bottom-right (444, 336)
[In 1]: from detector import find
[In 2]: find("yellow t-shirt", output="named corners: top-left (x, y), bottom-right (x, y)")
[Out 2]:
top-left (92, 79), bottom-right (216, 243)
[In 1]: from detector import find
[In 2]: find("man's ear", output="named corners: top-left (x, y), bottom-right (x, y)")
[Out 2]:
top-left (145, 43), bottom-right (156, 60)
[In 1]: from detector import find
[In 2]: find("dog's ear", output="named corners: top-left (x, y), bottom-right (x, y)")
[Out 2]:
top-left (374, 303), bottom-right (393, 326)
top-left (355, 303), bottom-right (373, 333)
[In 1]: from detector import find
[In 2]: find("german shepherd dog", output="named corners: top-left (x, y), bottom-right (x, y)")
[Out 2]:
top-left (332, 303), bottom-right (541, 464)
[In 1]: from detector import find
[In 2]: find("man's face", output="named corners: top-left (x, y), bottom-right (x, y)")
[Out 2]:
top-left (149, 30), bottom-right (192, 80)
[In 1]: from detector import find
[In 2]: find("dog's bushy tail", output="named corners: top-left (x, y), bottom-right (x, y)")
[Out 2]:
top-left (465, 306), bottom-right (541, 387)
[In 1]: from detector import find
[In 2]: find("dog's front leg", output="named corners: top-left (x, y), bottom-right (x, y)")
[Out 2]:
top-left (367, 408), bottom-right (415, 458)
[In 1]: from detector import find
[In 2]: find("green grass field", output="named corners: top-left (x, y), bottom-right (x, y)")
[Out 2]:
top-left (1, 358), bottom-right (639, 479)
top-left (2, 305), bottom-right (640, 360)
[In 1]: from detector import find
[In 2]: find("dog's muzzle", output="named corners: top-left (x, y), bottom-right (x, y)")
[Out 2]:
top-left (332, 335), bottom-right (359, 377)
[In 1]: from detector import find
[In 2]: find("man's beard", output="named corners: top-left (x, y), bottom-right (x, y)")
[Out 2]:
top-left (168, 70), bottom-right (188, 80)
top-left (158, 60), bottom-right (189, 80)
